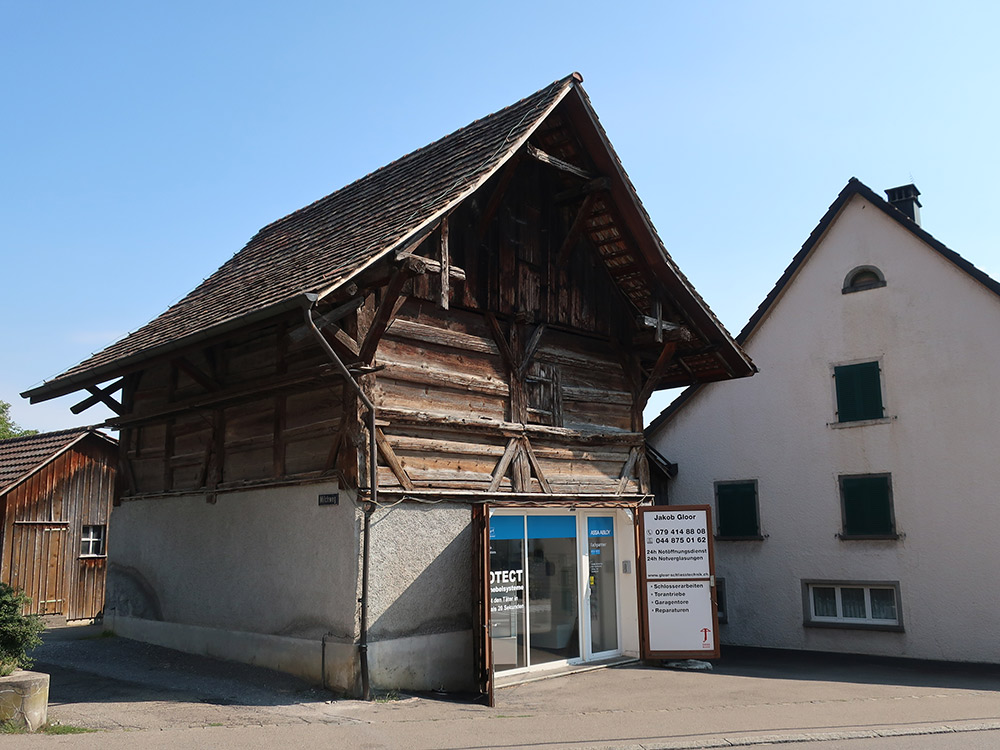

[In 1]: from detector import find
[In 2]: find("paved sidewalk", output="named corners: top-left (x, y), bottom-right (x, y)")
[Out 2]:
top-left (11, 625), bottom-right (1000, 749)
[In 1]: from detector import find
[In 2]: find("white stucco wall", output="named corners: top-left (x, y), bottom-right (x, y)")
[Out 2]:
top-left (651, 195), bottom-right (1000, 663)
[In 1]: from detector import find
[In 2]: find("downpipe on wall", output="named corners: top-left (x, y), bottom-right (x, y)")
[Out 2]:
top-left (303, 295), bottom-right (376, 701)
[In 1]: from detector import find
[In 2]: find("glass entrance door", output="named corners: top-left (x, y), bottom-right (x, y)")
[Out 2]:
top-left (586, 516), bottom-right (619, 657)
top-left (490, 511), bottom-right (619, 673)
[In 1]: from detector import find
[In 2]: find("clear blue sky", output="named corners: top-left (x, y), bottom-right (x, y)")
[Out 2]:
top-left (3, 1), bottom-right (998, 432)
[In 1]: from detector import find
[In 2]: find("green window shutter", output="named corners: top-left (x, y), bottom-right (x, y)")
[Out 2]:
top-left (835, 362), bottom-right (884, 422)
top-left (841, 475), bottom-right (893, 536)
top-left (717, 482), bottom-right (759, 537)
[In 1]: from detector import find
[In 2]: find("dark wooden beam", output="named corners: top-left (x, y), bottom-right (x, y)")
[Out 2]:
top-left (554, 176), bottom-right (610, 203)
top-left (616, 446), bottom-right (640, 496)
top-left (556, 193), bottom-right (597, 266)
top-left (439, 217), bottom-right (450, 311)
top-left (359, 260), bottom-right (422, 364)
top-left (71, 378), bottom-right (125, 415)
top-left (526, 144), bottom-right (593, 180)
top-left (288, 297), bottom-right (364, 343)
top-left (485, 313), bottom-right (516, 374)
top-left (476, 151), bottom-right (522, 244)
top-left (489, 438), bottom-right (520, 492)
top-left (521, 437), bottom-right (552, 494)
top-left (172, 356), bottom-right (219, 392)
top-left (375, 428), bottom-right (414, 491)
top-left (638, 342), bottom-right (679, 410)
top-left (516, 323), bottom-right (548, 380)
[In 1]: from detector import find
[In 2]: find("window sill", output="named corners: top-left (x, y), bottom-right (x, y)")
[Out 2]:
top-left (829, 417), bottom-right (894, 429)
top-left (837, 533), bottom-right (900, 541)
top-left (842, 281), bottom-right (887, 294)
top-left (715, 535), bottom-right (765, 541)
top-left (804, 620), bottom-right (903, 632)
top-left (78, 554), bottom-right (108, 560)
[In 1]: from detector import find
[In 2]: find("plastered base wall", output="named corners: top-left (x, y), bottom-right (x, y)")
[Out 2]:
top-left (108, 613), bottom-right (473, 695)
top-left (106, 481), bottom-right (359, 641)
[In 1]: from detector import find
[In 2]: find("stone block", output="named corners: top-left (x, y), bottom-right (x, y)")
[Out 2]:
top-left (0, 670), bottom-right (49, 731)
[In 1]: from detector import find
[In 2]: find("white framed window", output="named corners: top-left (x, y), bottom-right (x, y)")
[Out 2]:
top-left (803, 581), bottom-right (902, 630)
top-left (80, 525), bottom-right (107, 557)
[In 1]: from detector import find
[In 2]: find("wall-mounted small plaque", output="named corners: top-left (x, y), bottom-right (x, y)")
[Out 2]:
top-left (318, 493), bottom-right (339, 506)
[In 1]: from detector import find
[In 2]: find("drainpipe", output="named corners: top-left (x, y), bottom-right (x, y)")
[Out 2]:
top-left (302, 294), bottom-right (376, 701)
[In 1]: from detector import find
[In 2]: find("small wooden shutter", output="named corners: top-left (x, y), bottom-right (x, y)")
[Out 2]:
top-left (717, 482), bottom-right (759, 537)
top-left (841, 476), bottom-right (893, 536)
top-left (835, 362), bottom-right (883, 422)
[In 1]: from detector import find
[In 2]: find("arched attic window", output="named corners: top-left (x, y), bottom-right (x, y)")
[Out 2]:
top-left (843, 265), bottom-right (886, 294)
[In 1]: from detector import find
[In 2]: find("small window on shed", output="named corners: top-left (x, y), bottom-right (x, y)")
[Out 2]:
top-left (843, 266), bottom-right (886, 294)
top-left (80, 525), bottom-right (107, 557)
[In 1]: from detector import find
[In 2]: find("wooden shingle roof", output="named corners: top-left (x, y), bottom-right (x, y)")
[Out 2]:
top-left (27, 76), bottom-right (576, 401)
top-left (25, 73), bottom-right (753, 404)
top-left (0, 428), bottom-right (116, 494)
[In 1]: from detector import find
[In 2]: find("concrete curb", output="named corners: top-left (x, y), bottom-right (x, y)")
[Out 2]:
top-left (639, 720), bottom-right (1000, 749)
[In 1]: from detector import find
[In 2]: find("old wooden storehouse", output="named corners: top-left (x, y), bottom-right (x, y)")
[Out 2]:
top-left (23, 74), bottom-right (752, 698)
top-left (0, 428), bottom-right (117, 621)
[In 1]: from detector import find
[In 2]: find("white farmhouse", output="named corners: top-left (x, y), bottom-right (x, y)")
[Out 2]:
top-left (647, 178), bottom-right (1000, 663)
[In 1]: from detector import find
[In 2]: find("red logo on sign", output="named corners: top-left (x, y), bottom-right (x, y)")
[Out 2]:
top-left (701, 627), bottom-right (711, 643)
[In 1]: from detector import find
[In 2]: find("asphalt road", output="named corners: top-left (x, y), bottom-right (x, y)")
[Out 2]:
top-left (7, 625), bottom-right (1000, 749)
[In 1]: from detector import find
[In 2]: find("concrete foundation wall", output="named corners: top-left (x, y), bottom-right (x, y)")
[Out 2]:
top-left (106, 481), bottom-right (359, 641)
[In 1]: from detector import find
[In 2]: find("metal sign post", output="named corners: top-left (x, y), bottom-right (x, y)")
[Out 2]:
top-left (637, 505), bottom-right (720, 659)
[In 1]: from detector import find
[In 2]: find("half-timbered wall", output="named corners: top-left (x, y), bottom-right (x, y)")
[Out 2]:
top-left (118, 155), bottom-right (650, 502)
top-left (1, 437), bottom-right (115, 620)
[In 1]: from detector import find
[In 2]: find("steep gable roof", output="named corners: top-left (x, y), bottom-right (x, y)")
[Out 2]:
top-left (25, 73), bottom-right (753, 404)
top-left (647, 177), bottom-right (1000, 435)
top-left (0, 427), bottom-right (116, 494)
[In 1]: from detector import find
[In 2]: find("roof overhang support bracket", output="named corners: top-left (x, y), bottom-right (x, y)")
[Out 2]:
top-left (556, 194), bottom-right (597, 266)
top-left (358, 256), bottom-right (425, 364)
top-left (71, 379), bottom-right (125, 415)
top-left (526, 144), bottom-right (593, 180)
top-left (637, 341), bottom-right (679, 412)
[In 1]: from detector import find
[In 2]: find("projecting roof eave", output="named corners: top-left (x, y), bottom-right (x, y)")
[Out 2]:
top-left (561, 87), bottom-right (754, 383)
top-left (22, 294), bottom-right (317, 404)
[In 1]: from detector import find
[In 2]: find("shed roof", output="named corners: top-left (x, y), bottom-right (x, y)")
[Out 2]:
top-left (25, 73), bottom-right (752, 404)
top-left (0, 428), bottom-right (117, 494)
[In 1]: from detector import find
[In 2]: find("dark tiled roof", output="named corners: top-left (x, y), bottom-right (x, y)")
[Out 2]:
top-left (646, 177), bottom-right (1000, 436)
top-left (0, 428), bottom-right (114, 493)
top-left (30, 75), bottom-right (578, 398)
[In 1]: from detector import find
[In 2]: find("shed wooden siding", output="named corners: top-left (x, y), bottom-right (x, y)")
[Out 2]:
top-left (1, 438), bottom-right (115, 620)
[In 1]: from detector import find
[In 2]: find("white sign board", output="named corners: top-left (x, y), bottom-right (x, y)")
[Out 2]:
top-left (638, 505), bottom-right (719, 659)
top-left (642, 509), bottom-right (711, 579)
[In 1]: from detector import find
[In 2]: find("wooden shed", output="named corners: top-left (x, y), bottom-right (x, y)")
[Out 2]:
top-left (23, 73), bottom-right (753, 697)
top-left (0, 428), bottom-right (117, 621)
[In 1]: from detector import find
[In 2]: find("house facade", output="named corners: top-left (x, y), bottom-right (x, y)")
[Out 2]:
top-left (23, 74), bottom-right (752, 698)
top-left (0, 428), bottom-right (117, 621)
top-left (648, 179), bottom-right (1000, 664)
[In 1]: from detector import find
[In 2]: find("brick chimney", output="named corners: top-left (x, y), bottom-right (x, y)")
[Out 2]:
top-left (885, 184), bottom-right (921, 226)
